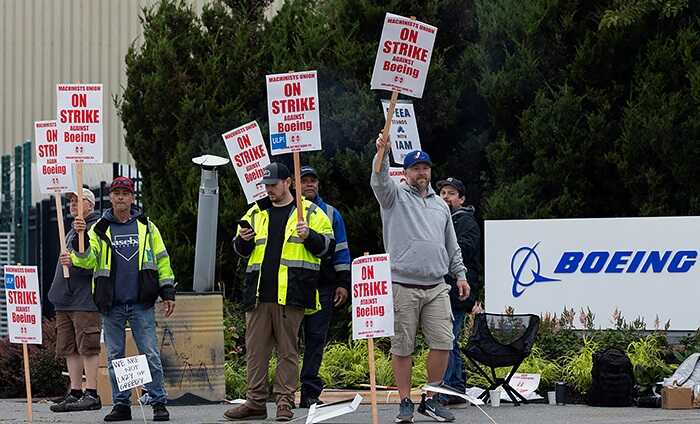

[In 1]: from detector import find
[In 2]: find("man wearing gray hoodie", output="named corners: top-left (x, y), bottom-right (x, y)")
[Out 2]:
top-left (371, 134), bottom-right (469, 423)
top-left (48, 188), bottom-right (102, 413)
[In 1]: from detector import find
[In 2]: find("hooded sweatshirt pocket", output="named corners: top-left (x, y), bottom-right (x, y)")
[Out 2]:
top-left (393, 239), bottom-right (449, 280)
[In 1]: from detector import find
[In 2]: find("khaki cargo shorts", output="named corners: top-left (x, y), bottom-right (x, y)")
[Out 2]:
top-left (55, 311), bottom-right (102, 357)
top-left (390, 283), bottom-right (454, 357)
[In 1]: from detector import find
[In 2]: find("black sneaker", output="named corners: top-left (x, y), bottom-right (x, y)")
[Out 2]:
top-left (299, 396), bottom-right (324, 408)
top-left (417, 394), bottom-right (455, 422)
top-left (67, 393), bottom-right (102, 411)
top-left (395, 397), bottom-right (415, 423)
top-left (104, 404), bottom-right (132, 422)
top-left (50, 393), bottom-right (80, 413)
top-left (152, 403), bottom-right (170, 421)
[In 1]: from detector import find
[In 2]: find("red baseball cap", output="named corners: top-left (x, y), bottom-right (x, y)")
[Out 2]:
top-left (110, 176), bottom-right (134, 193)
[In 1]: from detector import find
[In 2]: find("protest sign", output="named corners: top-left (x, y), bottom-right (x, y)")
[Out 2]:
top-left (4, 266), bottom-right (42, 345)
top-left (56, 83), bottom-right (103, 163)
top-left (306, 394), bottom-right (363, 424)
top-left (222, 121), bottom-right (270, 204)
top-left (35, 120), bottom-right (74, 193)
top-left (266, 70), bottom-right (321, 155)
top-left (370, 13), bottom-right (437, 98)
top-left (381, 100), bottom-right (421, 164)
top-left (388, 167), bottom-right (406, 185)
top-left (351, 254), bottom-right (394, 340)
top-left (112, 354), bottom-right (153, 392)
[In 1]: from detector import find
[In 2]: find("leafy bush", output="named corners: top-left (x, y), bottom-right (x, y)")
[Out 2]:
top-left (224, 358), bottom-right (247, 399)
top-left (627, 335), bottom-right (676, 388)
top-left (223, 300), bottom-right (246, 361)
top-left (561, 337), bottom-right (600, 394)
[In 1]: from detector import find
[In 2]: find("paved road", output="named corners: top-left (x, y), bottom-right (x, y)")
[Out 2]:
top-left (3, 399), bottom-right (700, 423)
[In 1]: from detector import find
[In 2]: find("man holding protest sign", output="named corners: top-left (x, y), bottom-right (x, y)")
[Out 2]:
top-left (60, 177), bottom-right (175, 422)
top-left (297, 165), bottom-right (351, 408)
top-left (48, 188), bottom-right (103, 413)
top-left (371, 137), bottom-right (469, 423)
top-left (436, 177), bottom-right (482, 405)
top-left (225, 162), bottom-right (334, 422)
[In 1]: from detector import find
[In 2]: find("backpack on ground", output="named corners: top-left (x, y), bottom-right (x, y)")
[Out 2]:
top-left (587, 347), bottom-right (636, 407)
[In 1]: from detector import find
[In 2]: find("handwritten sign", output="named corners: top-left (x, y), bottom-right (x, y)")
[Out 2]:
top-left (35, 120), bottom-right (74, 193)
top-left (370, 13), bottom-right (437, 98)
top-left (222, 121), bottom-right (271, 203)
top-left (266, 70), bottom-right (321, 155)
top-left (3, 266), bottom-right (42, 344)
top-left (351, 254), bottom-right (394, 340)
top-left (56, 83), bottom-right (103, 163)
top-left (381, 100), bottom-right (421, 164)
top-left (112, 355), bottom-right (153, 392)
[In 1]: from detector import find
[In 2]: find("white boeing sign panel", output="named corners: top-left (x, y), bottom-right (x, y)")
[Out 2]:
top-left (485, 217), bottom-right (700, 330)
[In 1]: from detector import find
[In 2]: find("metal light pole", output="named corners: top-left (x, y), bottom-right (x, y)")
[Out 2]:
top-left (191, 154), bottom-right (229, 292)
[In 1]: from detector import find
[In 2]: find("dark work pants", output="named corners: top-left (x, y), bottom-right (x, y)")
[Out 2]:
top-left (300, 285), bottom-right (334, 399)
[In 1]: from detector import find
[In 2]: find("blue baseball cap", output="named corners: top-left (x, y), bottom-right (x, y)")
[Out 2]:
top-left (403, 150), bottom-right (432, 169)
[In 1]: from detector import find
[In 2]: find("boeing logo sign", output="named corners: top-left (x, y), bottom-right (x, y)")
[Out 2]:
top-left (511, 242), bottom-right (698, 298)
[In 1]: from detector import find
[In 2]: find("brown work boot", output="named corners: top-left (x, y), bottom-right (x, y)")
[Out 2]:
top-left (223, 403), bottom-right (267, 421)
top-left (275, 404), bottom-right (293, 421)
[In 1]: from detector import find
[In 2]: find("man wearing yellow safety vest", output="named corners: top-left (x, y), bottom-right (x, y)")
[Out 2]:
top-left (60, 176), bottom-right (175, 422)
top-left (224, 162), bottom-right (334, 422)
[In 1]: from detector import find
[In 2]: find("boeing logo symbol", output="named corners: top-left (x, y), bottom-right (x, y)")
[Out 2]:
top-left (511, 242), bottom-right (560, 298)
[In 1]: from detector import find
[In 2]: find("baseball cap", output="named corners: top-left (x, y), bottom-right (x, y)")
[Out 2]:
top-left (261, 162), bottom-right (291, 184)
top-left (66, 187), bottom-right (95, 205)
top-left (110, 176), bottom-right (134, 193)
top-left (403, 150), bottom-right (432, 169)
top-left (300, 165), bottom-right (318, 178)
top-left (436, 177), bottom-right (466, 197)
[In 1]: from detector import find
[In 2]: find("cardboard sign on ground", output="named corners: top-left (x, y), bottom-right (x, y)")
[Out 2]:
top-left (222, 121), bottom-right (270, 203)
top-left (3, 266), bottom-right (42, 345)
top-left (370, 13), bottom-right (437, 98)
top-left (266, 70), bottom-right (321, 155)
top-left (35, 120), bottom-right (74, 193)
top-left (56, 83), bottom-right (103, 163)
top-left (351, 254), bottom-right (394, 340)
top-left (306, 394), bottom-right (363, 424)
top-left (381, 100), bottom-right (421, 164)
top-left (112, 354), bottom-right (153, 392)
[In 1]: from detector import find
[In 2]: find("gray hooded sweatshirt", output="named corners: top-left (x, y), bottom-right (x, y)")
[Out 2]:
top-left (370, 153), bottom-right (467, 286)
top-left (48, 210), bottom-right (101, 311)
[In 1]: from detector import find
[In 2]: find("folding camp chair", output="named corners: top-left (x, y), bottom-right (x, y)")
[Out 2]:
top-left (462, 313), bottom-right (540, 406)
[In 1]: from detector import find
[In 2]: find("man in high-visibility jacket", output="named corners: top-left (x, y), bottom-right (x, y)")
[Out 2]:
top-left (224, 162), bottom-right (334, 422)
top-left (61, 176), bottom-right (175, 422)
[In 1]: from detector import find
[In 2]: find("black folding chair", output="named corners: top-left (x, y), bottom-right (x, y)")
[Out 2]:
top-left (462, 313), bottom-right (540, 406)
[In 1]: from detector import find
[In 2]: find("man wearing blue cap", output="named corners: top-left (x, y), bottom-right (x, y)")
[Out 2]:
top-left (371, 135), bottom-right (470, 423)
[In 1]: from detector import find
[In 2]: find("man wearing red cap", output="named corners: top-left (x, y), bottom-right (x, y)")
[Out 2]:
top-left (61, 176), bottom-right (175, 422)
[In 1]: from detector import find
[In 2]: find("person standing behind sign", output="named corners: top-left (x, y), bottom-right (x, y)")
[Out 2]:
top-left (436, 177), bottom-right (482, 405)
top-left (60, 177), bottom-right (175, 422)
top-left (371, 136), bottom-right (470, 423)
top-left (297, 165), bottom-right (351, 408)
top-left (224, 162), bottom-right (335, 422)
top-left (49, 188), bottom-right (103, 413)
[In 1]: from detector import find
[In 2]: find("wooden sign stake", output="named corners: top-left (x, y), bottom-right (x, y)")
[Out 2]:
top-left (22, 343), bottom-right (33, 422)
top-left (54, 195), bottom-right (70, 277)
top-left (361, 251), bottom-right (379, 424)
top-left (75, 163), bottom-right (85, 252)
top-left (293, 151), bottom-right (304, 222)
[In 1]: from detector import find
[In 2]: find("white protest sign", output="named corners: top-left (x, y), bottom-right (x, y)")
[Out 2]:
top-left (266, 71), bottom-right (321, 155)
top-left (56, 83), bottom-right (103, 163)
top-left (351, 254), bottom-right (394, 340)
top-left (222, 121), bottom-right (270, 203)
top-left (370, 13), bottom-right (437, 98)
top-left (112, 355), bottom-right (153, 392)
top-left (4, 266), bottom-right (42, 345)
top-left (388, 167), bottom-right (406, 185)
top-left (422, 383), bottom-right (484, 406)
top-left (381, 100), bottom-right (421, 164)
top-left (306, 394), bottom-right (362, 424)
top-left (35, 120), bottom-right (74, 193)
top-left (500, 373), bottom-right (542, 401)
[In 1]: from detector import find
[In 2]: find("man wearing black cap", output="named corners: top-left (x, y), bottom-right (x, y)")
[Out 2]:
top-left (225, 162), bottom-right (335, 422)
top-left (436, 177), bottom-right (481, 405)
top-left (371, 136), bottom-right (469, 423)
top-left (297, 165), bottom-right (351, 408)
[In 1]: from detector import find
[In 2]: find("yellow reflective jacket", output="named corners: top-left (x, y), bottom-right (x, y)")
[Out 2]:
top-left (71, 213), bottom-right (175, 313)
top-left (234, 199), bottom-right (334, 312)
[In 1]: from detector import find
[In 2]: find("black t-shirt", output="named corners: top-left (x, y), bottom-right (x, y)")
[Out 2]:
top-left (258, 202), bottom-right (295, 303)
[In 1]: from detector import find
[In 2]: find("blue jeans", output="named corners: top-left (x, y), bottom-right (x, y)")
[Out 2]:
top-left (300, 286), bottom-right (334, 399)
top-left (443, 308), bottom-right (466, 394)
top-left (103, 304), bottom-right (167, 406)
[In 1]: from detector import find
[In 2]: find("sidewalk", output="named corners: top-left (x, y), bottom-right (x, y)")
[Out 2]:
top-left (3, 398), bottom-right (700, 423)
